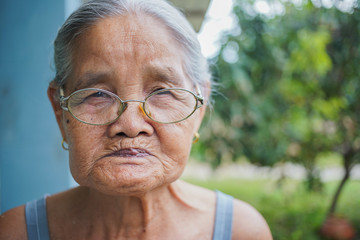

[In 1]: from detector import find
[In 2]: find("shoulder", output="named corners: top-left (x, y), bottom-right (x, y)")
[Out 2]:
top-left (231, 198), bottom-right (273, 240)
top-left (0, 205), bottom-right (28, 240)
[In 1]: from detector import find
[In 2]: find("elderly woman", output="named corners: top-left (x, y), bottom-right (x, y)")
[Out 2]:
top-left (0, 0), bottom-right (272, 239)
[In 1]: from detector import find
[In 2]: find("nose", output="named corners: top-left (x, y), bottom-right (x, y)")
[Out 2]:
top-left (107, 100), bottom-right (154, 138)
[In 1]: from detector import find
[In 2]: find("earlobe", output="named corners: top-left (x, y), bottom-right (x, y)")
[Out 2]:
top-left (47, 82), bottom-right (67, 140)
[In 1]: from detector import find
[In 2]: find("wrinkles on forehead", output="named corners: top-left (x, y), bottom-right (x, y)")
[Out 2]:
top-left (69, 16), bottom-right (190, 93)
top-left (65, 14), bottom-right (190, 93)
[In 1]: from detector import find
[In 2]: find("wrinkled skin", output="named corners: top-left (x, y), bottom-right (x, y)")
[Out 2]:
top-left (56, 14), bottom-right (205, 197)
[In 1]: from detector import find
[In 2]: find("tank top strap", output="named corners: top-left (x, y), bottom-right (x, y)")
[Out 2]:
top-left (212, 190), bottom-right (234, 240)
top-left (25, 195), bottom-right (50, 240)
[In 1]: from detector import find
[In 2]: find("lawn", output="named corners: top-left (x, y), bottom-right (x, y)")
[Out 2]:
top-left (184, 178), bottom-right (360, 240)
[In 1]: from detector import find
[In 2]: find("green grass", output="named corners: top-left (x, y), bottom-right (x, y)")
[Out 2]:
top-left (184, 178), bottom-right (360, 240)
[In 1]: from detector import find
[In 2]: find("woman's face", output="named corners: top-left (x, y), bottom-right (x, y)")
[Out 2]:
top-left (54, 14), bottom-right (205, 196)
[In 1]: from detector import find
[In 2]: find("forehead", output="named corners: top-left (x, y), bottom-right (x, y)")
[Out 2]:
top-left (82, 14), bottom-right (173, 50)
top-left (68, 14), bottom-right (189, 90)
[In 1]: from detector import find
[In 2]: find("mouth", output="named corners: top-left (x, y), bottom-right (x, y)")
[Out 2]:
top-left (105, 148), bottom-right (152, 158)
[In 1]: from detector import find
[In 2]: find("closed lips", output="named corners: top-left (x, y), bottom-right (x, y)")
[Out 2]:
top-left (106, 148), bottom-right (152, 158)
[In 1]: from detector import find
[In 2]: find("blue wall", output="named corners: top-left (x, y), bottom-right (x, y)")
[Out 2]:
top-left (0, 0), bottom-right (78, 213)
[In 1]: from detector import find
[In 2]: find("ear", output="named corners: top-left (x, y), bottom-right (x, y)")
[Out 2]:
top-left (47, 82), bottom-right (67, 141)
top-left (194, 103), bottom-right (206, 133)
top-left (193, 80), bottom-right (211, 133)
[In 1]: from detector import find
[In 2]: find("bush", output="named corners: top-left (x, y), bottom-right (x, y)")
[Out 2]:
top-left (184, 178), bottom-right (360, 239)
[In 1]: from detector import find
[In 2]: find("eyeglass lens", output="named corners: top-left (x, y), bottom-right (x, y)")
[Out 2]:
top-left (67, 89), bottom-right (198, 124)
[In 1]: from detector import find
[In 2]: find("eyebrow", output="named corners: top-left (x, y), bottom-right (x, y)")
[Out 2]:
top-left (144, 65), bottom-right (184, 87)
top-left (73, 72), bottom-right (109, 91)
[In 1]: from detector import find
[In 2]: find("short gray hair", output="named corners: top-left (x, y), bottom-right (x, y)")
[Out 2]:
top-left (53, 0), bottom-right (211, 100)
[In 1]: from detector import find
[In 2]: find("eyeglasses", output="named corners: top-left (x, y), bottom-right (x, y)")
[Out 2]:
top-left (59, 87), bottom-right (204, 125)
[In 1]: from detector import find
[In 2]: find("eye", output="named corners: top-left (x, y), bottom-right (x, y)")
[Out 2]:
top-left (151, 87), bottom-right (165, 93)
top-left (70, 89), bottom-right (113, 108)
top-left (151, 89), bottom-right (186, 101)
top-left (151, 89), bottom-right (179, 99)
top-left (87, 91), bottom-right (110, 99)
top-left (83, 90), bottom-right (113, 104)
top-left (156, 89), bottom-right (172, 95)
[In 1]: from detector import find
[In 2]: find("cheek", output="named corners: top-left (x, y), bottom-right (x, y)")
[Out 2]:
top-left (66, 122), bottom-right (105, 184)
top-left (157, 122), bottom-right (194, 172)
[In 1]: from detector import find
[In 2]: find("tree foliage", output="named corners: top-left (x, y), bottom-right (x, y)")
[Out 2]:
top-left (193, 0), bottom-right (360, 215)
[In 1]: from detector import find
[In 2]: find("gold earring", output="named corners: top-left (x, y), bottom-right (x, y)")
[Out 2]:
top-left (193, 132), bottom-right (200, 144)
top-left (61, 139), bottom-right (69, 151)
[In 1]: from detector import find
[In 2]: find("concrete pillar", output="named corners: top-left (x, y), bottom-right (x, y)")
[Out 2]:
top-left (0, 0), bottom-right (79, 212)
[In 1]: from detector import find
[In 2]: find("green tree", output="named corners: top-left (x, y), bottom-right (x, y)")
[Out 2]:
top-left (194, 0), bottom-right (360, 221)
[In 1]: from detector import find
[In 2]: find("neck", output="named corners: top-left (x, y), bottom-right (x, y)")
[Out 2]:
top-left (64, 181), bottom-right (191, 238)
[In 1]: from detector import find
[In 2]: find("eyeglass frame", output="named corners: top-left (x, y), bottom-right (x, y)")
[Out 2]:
top-left (59, 86), bottom-right (204, 125)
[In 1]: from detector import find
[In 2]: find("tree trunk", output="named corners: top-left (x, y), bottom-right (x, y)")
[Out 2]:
top-left (327, 165), bottom-right (350, 217)
top-left (321, 151), bottom-right (356, 240)
top-left (326, 149), bottom-right (353, 217)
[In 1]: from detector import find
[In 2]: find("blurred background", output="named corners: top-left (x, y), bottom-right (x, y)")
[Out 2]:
top-left (1, 0), bottom-right (359, 239)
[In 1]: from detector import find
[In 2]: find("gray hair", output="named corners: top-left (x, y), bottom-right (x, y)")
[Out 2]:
top-left (53, 0), bottom-right (211, 101)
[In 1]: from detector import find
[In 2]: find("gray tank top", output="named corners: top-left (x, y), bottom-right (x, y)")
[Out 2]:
top-left (25, 191), bottom-right (233, 240)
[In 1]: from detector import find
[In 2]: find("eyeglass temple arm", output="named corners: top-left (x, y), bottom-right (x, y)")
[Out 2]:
top-left (195, 85), bottom-right (204, 107)
top-left (59, 87), bottom-right (69, 111)
top-left (59, 87), bottom-right (65, 97)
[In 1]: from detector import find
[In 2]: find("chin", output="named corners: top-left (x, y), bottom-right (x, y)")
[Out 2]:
top-left (76, 164), bottom-right (180, 196)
